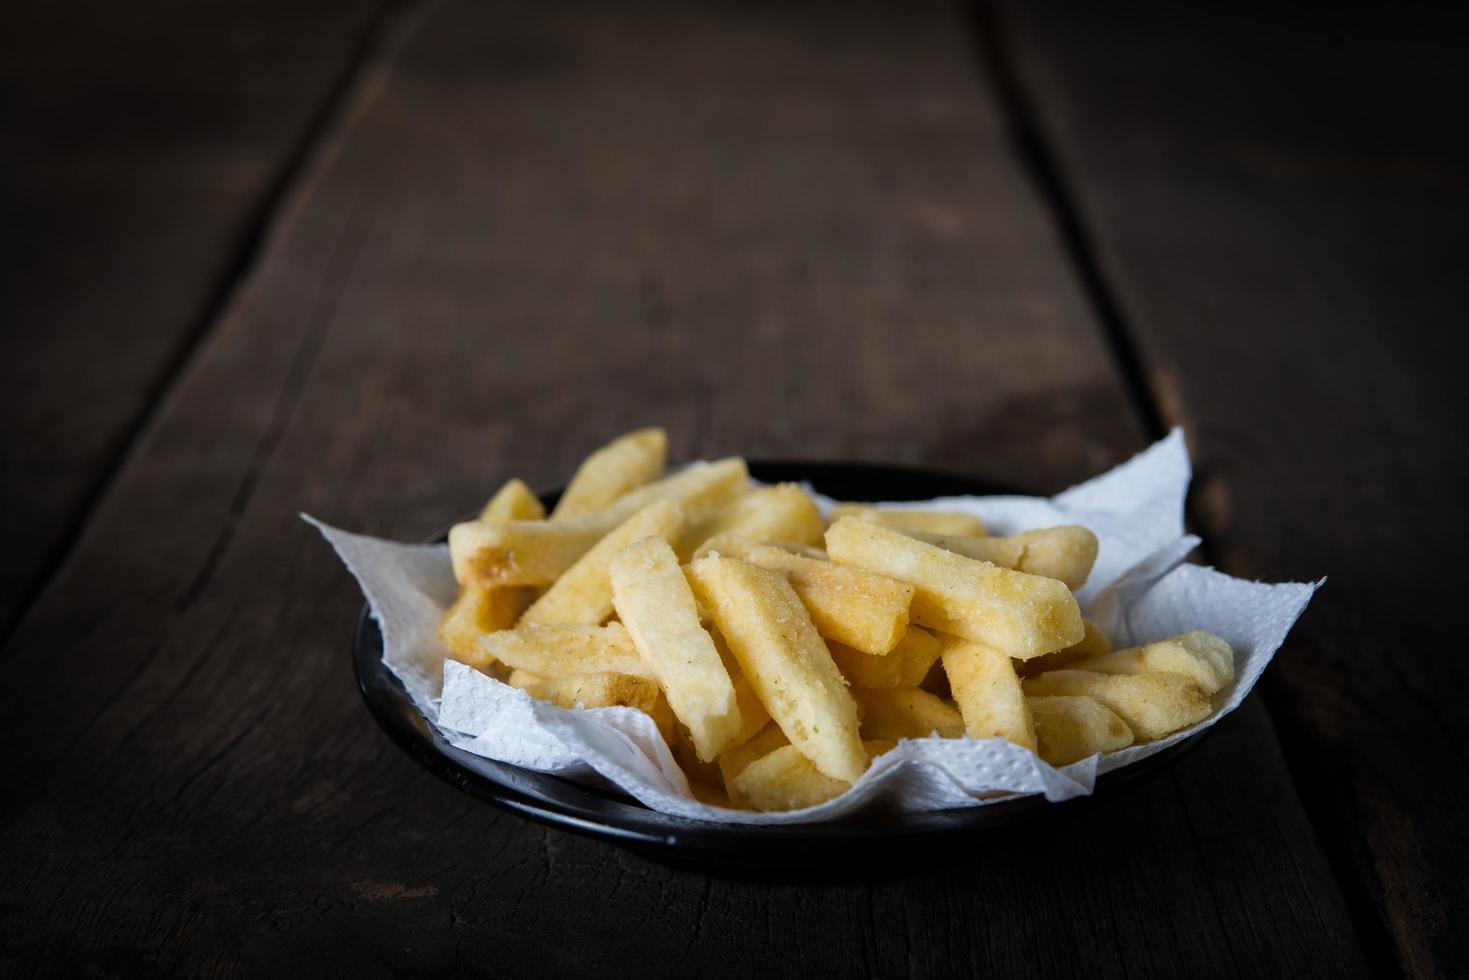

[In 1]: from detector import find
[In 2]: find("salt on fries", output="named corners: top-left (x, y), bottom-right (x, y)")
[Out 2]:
top-left (439, 428), bottom-right (1234, 811)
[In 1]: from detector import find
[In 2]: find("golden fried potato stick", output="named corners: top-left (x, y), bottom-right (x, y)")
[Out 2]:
top-left (480, 478), bottom-right (546, 524)
top-left (940, 636), bottom-right (1037, 750)
top-left (1069, 631), bottom-right (1235, 694)
top-left (852, 686), bottom-right (965, 740)
top-left (716, 723), bottom-right (791, 803)
top-left (598, 457), bottom-right (749, 528)
top-left (1016, 619), bottom-right (1111, 677)
top-left (694, 535), bottom-right (913, 656)
top-left (478, 623), bottom-right (654, 677)
top-left (520, 499), bottom-right (685, 626)
top-left (438, 584), bottom-right (523, 664)
top-left (1022, 670), bottom-right (1211, 741)
top-left (906, 526), bottom-right (1099, 591)
top-left (829, 505), bottom-right (986, 538)
top-left (551, 428), bottom-right (667, 521)
top-left (1028, 695), bottom-right (1134, 766)
top-left (506, 668), bottom-right (662, 712)
top-left (826, 518), bottom-right (1083, 658)
top-left (685, 483), bottom-right (824, 555)
top-left (730, 740), bottom-right (895, 812)
top-left (827, 627), bottom-right (943, 689)
top-left (731, 744), bottom-right (850, 812)
top-left (611, 535), bottom-right (742, 761)
top-left (448, 519), bottom-right (608, 587)
top-left (685, 556), bottom-right (867, 782)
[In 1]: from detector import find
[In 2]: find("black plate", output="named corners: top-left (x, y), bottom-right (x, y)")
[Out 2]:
top-left (353, 461), bottom-right (1206, 870)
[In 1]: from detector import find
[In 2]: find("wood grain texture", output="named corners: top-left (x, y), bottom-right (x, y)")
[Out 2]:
top-left (0, 0), bottom-right (389, 635)
top-left (0, 1), bottom-right (1368, 975)
top-left (996, 1), bottom-right (1469, 976)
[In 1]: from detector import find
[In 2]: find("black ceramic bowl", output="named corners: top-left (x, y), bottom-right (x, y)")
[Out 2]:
top-left (353, 461), bottom-right (1205, 870)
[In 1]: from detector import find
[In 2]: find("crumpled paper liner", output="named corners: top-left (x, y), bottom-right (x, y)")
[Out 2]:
top-left (309, 430), bottom-right (1319, 824)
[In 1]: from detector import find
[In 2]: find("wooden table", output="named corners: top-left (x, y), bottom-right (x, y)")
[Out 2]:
top-left (3, 1), bottom-right (1464, 975)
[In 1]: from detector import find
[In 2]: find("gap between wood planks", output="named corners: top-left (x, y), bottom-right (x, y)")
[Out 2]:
top-left (967, 0), bottom-right (1393, 973)
top-left (0, 0), bottom-right (424, 652)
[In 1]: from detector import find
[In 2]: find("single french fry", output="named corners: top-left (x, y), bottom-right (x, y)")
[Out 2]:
top-left (731, 744), bottom-right (849, 812)
top-left (730, 740), bottom-right (892, 813)
top-left (828, 627), bottom-right (943, 689)
top-left (1070, 631), bottom-right (1235, 694)
top-left (599, 457), bottom-right (750, 528)
top-left (905, 526), bottom-right (1099, 591)
top-left (1022, 670), bottom-right (1212, 741)
top-left (521, 499), bottom-right (685, 626)
top-left (1016, 619), bottom-right (1111, 677)
top-left (507, 668), bottom-right (661, 712)
top-left (479, 623), bottom-right (654, 678)
top-left (1028, 695), bottom-right (1135, 766)
top-left (829, 505), bottom-right (986, 538)
top-left (551, 427), bottom-right (668, 521)
top-left (694, 535), bottom-right (913, 656)
top-left (448, 519), bottom-right (607, 586)
top-left (480, 478), bottom-right (546, 524)
top-left (941, 636), bottom-right (1037, 750)
top-left (717, 723), bottom-right (791, 797)
top-left (685, 556), bottom-right (867, 782)
top-left (438, 584), bottom-right (523, 664)
top-left (685, 483), bottom-right (824, 555)
top-left (611, 535), bottom-right (741, 761)
top-left (826, 518), bottom-right (1083, 658)
top-left (852, 686), bottom-right (965, 740)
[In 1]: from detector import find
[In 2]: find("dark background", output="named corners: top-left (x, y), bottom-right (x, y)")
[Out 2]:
top-left (2, 1), bottom-right (1466, 976)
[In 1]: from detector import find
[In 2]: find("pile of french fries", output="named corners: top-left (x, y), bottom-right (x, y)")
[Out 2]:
top-left (440, 428), bottom-right (1233, 812)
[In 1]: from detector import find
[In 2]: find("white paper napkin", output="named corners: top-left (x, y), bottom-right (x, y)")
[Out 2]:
top-left (308, 430), bottom-right (1319, 824)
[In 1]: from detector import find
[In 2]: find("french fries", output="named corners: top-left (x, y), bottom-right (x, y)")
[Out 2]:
top-left (448, 519), bottom-right (607, 587)
top-left (478, 623), bottom-right (653, 677)
top-left (717, 723), bottom-right (791, 804)
top-left (830, 505), bottom-right (986, 538)
top-left (507, 668), bottom-right (662, 712)
top-left (695, 535), bottom-right (913, 656)
top-left (685, 483), bottom-right (824, 554)
top-left (853, 687), bottom-right (964, 740)
top-left (730, 744), bottom-right (850, 812)
top-left (1029, 695), bottom-right (1135, 765)
top-left (598, 457), bottom-right (749, 528)
top-left (730, 740), bottom-right (895, 812)
top-left (438, 584), bottom-right (523, 663)
top-left (551, 427), bottom-right (667, 521)
top-left (480, 478), bottom-right (546, 524)
top-left (1022, 670), bottom-right (1211, 741)
top-left (436, 428), bottom-right (1235, 812)
top-left (686, 556), bottom-right (867, 782)
top-left (828, 627), bottom-right (943, 689)
top-left (520, 499), bottom-right (684, 626)
top-left (940, 636), bottom-right (1037, 750)
top-left (826, 518), bottom-right (1084, 658)
top-left (1016, 618), bottom-right (1111, 677)
top-left (1068, 631), bottom-right (1234, 694)
top-left (611, 536), bottom-right (741, 761)
top-left (905, 526), bottom-right (1099, 591)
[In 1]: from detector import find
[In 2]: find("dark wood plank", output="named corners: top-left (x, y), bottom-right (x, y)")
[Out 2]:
top-left (995, 2), bottom-right (1469, 975)
top-left (0, 0), bottom-right (389, 635)
top-left (0, 1), bottom-right (1368, 975)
